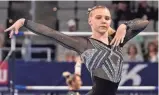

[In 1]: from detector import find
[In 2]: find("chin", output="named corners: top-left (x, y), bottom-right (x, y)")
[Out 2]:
top-left (98, 30), bottom-right (107, 34)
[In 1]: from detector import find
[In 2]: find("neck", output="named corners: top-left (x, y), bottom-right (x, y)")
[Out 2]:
top-left (91, 30), bottom-right (109, 45)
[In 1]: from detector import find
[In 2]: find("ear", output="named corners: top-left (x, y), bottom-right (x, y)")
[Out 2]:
top-left (88, 18), bottom-right (92, 26)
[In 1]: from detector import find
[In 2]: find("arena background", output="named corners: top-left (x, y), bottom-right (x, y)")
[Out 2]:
top-left (0, 0), bottom-right (158, 95)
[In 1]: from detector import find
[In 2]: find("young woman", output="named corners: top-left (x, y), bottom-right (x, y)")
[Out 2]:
top-left (4, 5), bottom-right (149, 95)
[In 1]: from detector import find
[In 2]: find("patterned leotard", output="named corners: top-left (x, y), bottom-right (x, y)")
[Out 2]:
top-left (24, 19), bottom-right (148, 95)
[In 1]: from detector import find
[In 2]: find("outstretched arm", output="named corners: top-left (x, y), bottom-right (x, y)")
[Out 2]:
top-left (24, 20), bottom-right (87, 53)
top-left (5, 18), bottom-right (87, 54)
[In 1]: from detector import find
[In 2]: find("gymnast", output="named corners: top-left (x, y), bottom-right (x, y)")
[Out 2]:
top-left (4, 5), bottom-right (149, 95)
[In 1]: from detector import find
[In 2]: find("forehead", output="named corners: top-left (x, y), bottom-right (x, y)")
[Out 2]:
top-left (91, 8), bottom-right (111, 17)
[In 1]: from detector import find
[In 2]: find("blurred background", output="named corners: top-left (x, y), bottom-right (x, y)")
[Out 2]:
top-left (0, 1), bottom-right (158, 95)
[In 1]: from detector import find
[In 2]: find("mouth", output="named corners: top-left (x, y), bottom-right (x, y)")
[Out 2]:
top-left (100, 26), bottom-right (108, 29)
top-left (100, 25), bottom-right (108, 27)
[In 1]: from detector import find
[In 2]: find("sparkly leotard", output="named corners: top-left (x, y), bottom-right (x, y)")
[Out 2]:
top-left (24, 19), bottom-right (148, 95)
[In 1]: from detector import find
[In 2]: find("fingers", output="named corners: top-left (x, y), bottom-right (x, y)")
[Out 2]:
top-left (110, 38), bottom-right (115, 45)
top-left (116, 39), bottom-right (120, 46)
top-left (9, 30), bottom-right (14, 38)
top-left (113, 38), bottom-right (120, 47)
top-left (4, 25), bottom-right (19, 38)
top-left (110, 37), bottom-right (121, 46)
top-left (15, 27), bottom-right (19, 34)
top-left (4, 26), bottom-right (13, 32)
top-left (121, 37), bottom-right (124, 43)
top-left (113, 40), bottom-right (117, 47)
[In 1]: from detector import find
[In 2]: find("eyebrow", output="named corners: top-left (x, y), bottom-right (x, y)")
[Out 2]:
top-left (95, 15), bottom-right (111, 18)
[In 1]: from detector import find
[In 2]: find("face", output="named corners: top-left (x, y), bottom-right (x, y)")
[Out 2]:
top-left (129, 46), bottom-right (137, 55)
top-left (65, 54), bottom-right (75, 62)
top-left (88, 8), bottom-right (112, 34)
top-left (148, 43), bottom-right (156, 52)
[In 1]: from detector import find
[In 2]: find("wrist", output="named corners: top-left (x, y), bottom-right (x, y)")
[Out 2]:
top-left (120, 24), bottom-right (127, 29)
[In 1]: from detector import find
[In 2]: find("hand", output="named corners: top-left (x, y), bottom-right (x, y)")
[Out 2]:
top-left (62, 71), bottom-right (71, 77)
top-left (110, 24), bottom-right (127, 46)
top-left (4, 18), bottom-right (25, 38)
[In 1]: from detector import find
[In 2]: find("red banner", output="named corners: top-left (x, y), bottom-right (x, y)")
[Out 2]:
top-left (0, 61), bottom-right (8, 85)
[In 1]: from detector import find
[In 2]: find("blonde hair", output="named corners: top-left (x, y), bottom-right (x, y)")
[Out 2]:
top-left (63, 71), bottom-right (80, 86)
top-left (87, 5), bottom-right (109, 17)
top-left (108, 27), bottom-right (116, 36)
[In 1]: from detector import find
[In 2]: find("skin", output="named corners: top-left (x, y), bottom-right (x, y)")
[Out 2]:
top-left (88, 8), bottom-right (112, 45)
top-left (88, 8), bottom-right (112, 35)
top-left (68, 75), bottom-right (82, 90)
top-left (88, 7), bottom-right (127, 46)
top-left (128, 45), bottom-right (137, 59)
top-left (129, 46), bottom-right (137, 56)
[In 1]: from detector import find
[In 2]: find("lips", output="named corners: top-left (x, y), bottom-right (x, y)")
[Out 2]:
top-left (100, 24), bottom-right (108, 27)
top-left (100, 26), bottom-right (107, 28)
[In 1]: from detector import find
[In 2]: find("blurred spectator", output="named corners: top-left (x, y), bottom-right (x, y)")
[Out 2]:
top-left (65, 51), bottom-right (77, 62)
top-left (63, 71), bottom-right (82, 95)
top-left (152, 36), bottom-right (158, 47)
top-left (136, 1), bottom-right (154, 20)
top-left (67, 19), bottom-right (77, 32)
top-left (124, 44), bottom-right (144, 62)
top-left (74, 56), bottom-right (82, 75)
top-left (21, 36), bottom-right (32, 61)
top-left (65, 19), bottom-right (78, 62)
top-left (144, 42), bottom-right (158, 63)
top-left (112, 1), bottom-right (133, 29)
top-left (56, 19), bottom-right (77, 62)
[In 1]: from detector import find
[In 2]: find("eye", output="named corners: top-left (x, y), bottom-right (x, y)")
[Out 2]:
top-left (96, 16), bottom-right (102, 19)
top-left (105, 16), bottom-right (110, 20)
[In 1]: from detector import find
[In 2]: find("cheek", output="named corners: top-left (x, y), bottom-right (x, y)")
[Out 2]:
top-left (107, 20), bottom-right (111, 26)
top-left (91, 22), bottom-right (98, 28)
top-left (90, 19), bottom-right (99, 27)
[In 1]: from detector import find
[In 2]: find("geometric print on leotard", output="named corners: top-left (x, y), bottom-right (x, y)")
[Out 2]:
top-left (81, 38), bottom-right (124, 83)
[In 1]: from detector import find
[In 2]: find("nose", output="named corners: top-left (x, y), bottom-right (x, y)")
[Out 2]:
top-left (101, 17), bottom-right (107, 23)
top-left (101, 17), bottom-right (108, 26)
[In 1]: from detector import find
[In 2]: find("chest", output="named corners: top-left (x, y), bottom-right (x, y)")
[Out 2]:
top-left (81, 47), bottom-right (123, 65)
top-left (81, 38), bottom-right (124, 69)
